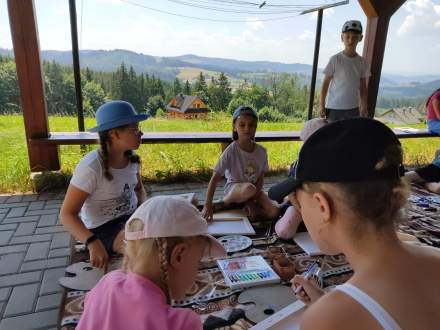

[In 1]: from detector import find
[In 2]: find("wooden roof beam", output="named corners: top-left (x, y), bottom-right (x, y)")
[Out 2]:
top-left (359, 0), bottom-right (406, 118)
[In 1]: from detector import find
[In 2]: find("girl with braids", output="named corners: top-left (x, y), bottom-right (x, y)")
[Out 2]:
top-left (60, 101), bottom-right (147, 268)
top-left (77, 196), bottom-right (226, 330)
top-left (282, 118), bottom-right (440, 330)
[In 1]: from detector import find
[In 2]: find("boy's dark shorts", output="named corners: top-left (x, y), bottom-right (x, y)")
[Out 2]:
top-left (415, 164), bottom-right (440, 183)
top-left (325, 108), bottom-right (359, 122)
top-left (90, 213), bottom-right (132, 255)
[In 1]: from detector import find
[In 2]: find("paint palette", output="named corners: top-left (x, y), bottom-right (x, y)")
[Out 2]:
top-left (217, 255), bottom-right (280, 289)
top-left (217, 235), bottom-right (253, 253)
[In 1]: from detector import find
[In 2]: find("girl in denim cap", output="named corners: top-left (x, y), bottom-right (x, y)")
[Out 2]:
top-left (202, 105), bottom-right (279, 221)
top-left (77, 196), bottom-right (226, 330)
top-left (60, 100), bottom-right (147, 268)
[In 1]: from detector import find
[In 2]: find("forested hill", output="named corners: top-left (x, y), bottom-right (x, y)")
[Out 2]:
top-left (1, 48), bottom-right (438, 101)
top-left (0, 48), bottom-right (312, 80)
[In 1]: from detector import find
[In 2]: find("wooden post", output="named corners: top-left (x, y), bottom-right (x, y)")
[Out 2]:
top-left (359, 0), bottom-right (406, 118)
top-left (307, 9), bottom-right (323, 120)
top-left (7, 0), bottom-right (60, 171)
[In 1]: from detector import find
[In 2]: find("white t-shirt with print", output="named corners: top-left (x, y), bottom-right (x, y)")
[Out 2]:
top-left (324, 51), bottom-right (371, 110)
top-left (70, 150), bottom-right (139, 229)
top-left (214, 141), bottom-right (269, 194)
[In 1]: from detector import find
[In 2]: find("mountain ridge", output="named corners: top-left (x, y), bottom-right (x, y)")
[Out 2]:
top-left (1, 48), bottom-right (439, 98)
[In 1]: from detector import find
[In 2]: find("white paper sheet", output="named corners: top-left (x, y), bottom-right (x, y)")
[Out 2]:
top-left (208, 218), bottom-right (255, 235)
top-left (250, 300), bottom-right (305, 330)
top-left (293, 232), bottom-right (322, 256)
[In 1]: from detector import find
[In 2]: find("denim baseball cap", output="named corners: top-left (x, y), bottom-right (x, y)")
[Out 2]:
top-left (275, 118), bottom-right (402, 197)
top-left (232, 105), bottom-right (258, 121)
top-left (89, 100), bottom-right (149, 132)
top-left (125, 196), bottom-right (226, 258)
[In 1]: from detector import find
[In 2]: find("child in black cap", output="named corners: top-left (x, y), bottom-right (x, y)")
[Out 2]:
top-left (405, 150), bottom-right (440, 194)
top-left (202, 106), bottom-right (279, 221)
top-left (320, 20), bottom-right (370, 121)
top-left (287, 118), bottom-right (440, 329)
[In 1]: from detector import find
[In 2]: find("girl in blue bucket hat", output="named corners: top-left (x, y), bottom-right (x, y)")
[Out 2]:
top-left (60, 100), bottom-right (148, 268)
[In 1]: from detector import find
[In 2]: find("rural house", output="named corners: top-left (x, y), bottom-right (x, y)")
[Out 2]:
top-left (377, 107), bottom-right (424, 125)
top-left (166, 93), bottom-right (210, 119)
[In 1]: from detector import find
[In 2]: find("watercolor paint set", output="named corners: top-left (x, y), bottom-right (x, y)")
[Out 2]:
top-left (217, 255), bottom-right (280, 289)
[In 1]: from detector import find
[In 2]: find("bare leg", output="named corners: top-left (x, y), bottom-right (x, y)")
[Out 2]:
top-left (396, 231), bottom-right (418, 242)
top-left (112, 230), bottom-right (126, 254)
top-left (256, 191), bottom-right (280, 220)
top-left (425, 182), bottom-right (440, 194)
top-left (404, 171), bottom-right (425, 184)
top-left (275, 206), bottom-right (302, 240)
top-left (223, 183), bottom-right (256, 205)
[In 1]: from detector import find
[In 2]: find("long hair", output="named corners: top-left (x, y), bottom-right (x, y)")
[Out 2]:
top-left (123, 218), bottom-right (184, 303)
top-left (426, 88), bottom-right (440, 107)
top-left (98, 125), bottom-right (141, 181)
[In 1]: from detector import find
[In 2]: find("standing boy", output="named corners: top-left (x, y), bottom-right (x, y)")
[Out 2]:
top-left (320, 20), bottom-right (370, 122)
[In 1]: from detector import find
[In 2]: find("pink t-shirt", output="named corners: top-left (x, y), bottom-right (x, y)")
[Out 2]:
top-left (427, 90), bottom-right (440, 120)
top-left (77, 270), bottom-right (202, 330)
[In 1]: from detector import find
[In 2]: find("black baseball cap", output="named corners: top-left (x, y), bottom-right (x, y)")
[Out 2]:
top-left (342, 20), bottom-right (363, 34)
top-left (273, 118), bottom-right (402, 198)
top-left (232, 105), bottom-right (258, 121)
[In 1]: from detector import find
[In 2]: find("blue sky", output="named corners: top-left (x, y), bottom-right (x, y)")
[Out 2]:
top-left (0, 0), bottom-right (439, 75)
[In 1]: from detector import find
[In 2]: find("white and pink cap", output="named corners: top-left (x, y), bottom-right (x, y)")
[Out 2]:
top-left (125, 195), bottom-right (226, 258)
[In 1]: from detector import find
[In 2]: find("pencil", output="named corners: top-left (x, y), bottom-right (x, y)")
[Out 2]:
top-left (212, 217), bottom-right (244, 222)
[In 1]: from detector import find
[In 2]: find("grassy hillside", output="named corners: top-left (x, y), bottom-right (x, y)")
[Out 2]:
top-left (0, 113), bottom-right (439, 193)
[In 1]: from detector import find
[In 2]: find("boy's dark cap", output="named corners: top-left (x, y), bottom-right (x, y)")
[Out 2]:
top-left (277, 118), bottom-right (402, 197)
top-left (342, 20), bottom-right (362, 34)
top-left (232, 105), bottom-right (258, 121)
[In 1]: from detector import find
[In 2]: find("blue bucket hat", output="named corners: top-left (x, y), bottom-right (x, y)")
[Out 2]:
top-left (89, 100), bottom-right (149, 132)
top-left (232, 105), bottom-right (258, 121)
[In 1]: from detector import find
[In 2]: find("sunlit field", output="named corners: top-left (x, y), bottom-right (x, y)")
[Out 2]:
top-left (1, 113), bottom-right (438, 193)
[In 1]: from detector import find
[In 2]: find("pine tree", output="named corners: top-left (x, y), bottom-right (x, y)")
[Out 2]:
top-left (217, 72), bottom-right (232, 111)
top-left (173, 77), bottom-right (182, 95)
top-left (193, 71), bottom-right (208, 103)
top-left (184, 80), bottom-right (191, 95)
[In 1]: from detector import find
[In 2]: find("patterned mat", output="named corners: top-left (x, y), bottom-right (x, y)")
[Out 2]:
top-left (59, 187), bottom-right (440, 329)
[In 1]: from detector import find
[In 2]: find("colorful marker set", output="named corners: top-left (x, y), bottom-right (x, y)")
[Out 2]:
top-left (228, 270), bottom-right (274, 283)
top-left (217, 256), bottom-right (280, 289)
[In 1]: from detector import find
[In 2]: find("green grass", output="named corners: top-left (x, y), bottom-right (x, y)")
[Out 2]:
top-left (0, 113), bottom-right (439, 193)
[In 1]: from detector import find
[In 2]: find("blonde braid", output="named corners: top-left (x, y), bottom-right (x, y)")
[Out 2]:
top-left (155, 237), bottom-right (170, 302)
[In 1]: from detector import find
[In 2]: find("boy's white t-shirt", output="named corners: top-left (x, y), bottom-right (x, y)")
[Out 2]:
top-left (70, 150), bottom-right (139, 229)
top-left (324, 51), bottom-right (371, 110)
top-left (214, 141), bottom-right (269, 194)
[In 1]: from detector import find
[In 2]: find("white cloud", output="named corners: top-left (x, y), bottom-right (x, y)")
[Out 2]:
top-left (94, 0), bottom-right (121, 4)
top-left (299, 29), bottom-right (314, 41)
top-left (246, 18), bottom-right (264, 31)
top-left (311, 7), bottom-right (335, 20)
top-left (398, 0), bottom-right (440, 36)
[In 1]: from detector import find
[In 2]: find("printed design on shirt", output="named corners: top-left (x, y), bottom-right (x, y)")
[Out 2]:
top-left (244, 161), bottom-right (258, 184)
top-left (100, 183), bottom-right (134, 218)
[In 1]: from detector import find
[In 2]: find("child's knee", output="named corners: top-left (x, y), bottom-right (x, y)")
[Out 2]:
top-left (242, 183), bottom-right (257, 198)
top-left (426, 182), bottom-right (440, 194)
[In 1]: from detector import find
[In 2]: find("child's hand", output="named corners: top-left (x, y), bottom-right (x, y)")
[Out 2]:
top-left (202, 203), bottom-right (214, 222)
top-left (88, 239), bottom-right (109, 268)
top-left (319, 105), bottom-right (326, 118)
top-left (291, 274), bottom-right (324, 306)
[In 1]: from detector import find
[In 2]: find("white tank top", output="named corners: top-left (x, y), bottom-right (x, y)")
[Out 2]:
top-left (334, 283), bottom-right (401, 330)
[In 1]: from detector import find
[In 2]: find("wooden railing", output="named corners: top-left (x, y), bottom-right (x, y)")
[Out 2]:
top-left (29, 128), bottom-right (437, 147)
